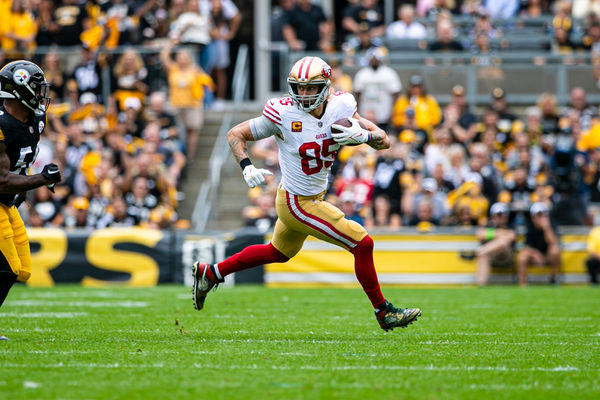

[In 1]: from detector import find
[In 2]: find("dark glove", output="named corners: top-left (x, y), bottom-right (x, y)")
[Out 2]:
top-left (41, 163), bottom-right (61, 184)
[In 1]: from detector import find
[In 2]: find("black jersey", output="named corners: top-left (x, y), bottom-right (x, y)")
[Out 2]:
top-left (0, 105), bottom-right (46, 206)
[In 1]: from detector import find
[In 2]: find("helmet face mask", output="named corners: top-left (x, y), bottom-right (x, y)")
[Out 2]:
top-left (287, 57), bottom-right (331, 113)
top-left (0, 60), bottom-right (51, 116)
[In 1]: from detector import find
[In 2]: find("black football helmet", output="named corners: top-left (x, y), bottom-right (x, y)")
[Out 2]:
top-left (0, 60), bottom-right (50, 116)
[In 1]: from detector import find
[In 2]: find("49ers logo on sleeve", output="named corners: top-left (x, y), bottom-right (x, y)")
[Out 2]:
top-left (291, 121), bottom-right (302, 132)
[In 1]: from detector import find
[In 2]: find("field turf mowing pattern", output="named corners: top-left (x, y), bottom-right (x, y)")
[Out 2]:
top-left (0, 285), bottom-right (598, 400)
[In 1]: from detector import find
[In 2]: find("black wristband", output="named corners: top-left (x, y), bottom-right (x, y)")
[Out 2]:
top-left (239, 158), bottom-right (252, 170)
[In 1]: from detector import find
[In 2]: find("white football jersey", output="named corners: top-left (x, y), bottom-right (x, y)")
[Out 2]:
top-left (250, 91), bottom-right (358, 196)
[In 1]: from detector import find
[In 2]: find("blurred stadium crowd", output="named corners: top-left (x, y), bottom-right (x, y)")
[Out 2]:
top-left (0, 0), bottom-right (245, 230)
top-left (1, 0), bottom-right (600, 237)
top-left (243, 0), bottom-right (600, 236)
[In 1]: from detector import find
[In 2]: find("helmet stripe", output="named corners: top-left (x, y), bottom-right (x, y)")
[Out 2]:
top-left (297, 57), bottom-right (308, 81)
top-left (304, 57), bottom-right (314, 80)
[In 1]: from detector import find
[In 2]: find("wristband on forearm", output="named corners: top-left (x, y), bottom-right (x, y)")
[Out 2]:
top-left (485, 227), bottom-right (495, 241)
top-left (239, 158), bottom-right (252, 170)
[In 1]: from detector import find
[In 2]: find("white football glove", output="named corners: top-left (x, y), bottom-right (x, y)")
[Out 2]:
top-left (331, 118), bottom-right (371, 145)
top-left (242, 165), bottom-right (273, 188)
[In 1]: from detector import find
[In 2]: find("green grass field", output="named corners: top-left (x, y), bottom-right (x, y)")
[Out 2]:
top-left (0, 285), bottom-right (598, 400)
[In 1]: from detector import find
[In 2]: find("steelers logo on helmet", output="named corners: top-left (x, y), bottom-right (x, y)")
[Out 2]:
top-left (287, 56), bottom-right (331, 112)
top-left (0, 60), bottom-right (51, 116)
top-left (13, 69), bottom-right (30, 85)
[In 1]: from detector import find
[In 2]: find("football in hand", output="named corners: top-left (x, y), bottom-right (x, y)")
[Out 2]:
top-left (331, 117), bottom-right (367, 133)
top-left (331, 118), bottom-right (368, 146)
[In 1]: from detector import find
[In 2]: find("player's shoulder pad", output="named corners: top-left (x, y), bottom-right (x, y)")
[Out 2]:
top-left (329, 91), bottom-right (357, 114)
top-left (262, 97), bottom-right (293, 126)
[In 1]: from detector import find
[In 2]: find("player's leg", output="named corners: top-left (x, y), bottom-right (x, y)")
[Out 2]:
top-left (0, 205), bottom-right (23, 340)
top-left (586, 257), bottom-right (600, 284)
top-left (280, 189), bottom-right (420, 330)
top-left (192, 218), bottom-right (304, 311)
top-left (10, 207), bottom-right (31, 283)
top-left (546, 244), bottom-right (561, 284)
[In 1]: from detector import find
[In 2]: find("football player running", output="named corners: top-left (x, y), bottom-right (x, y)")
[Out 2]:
top-left (192, 57), bottom-right (420, 331)
top-left (0, 61), bottom-right (61, 340)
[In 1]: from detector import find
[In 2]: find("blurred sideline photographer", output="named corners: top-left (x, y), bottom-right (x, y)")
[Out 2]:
top-left (0, 61), bottom-right (61, 340)
top-left (516, 202), bottom-right (561, 286)
top-left (586, 225), bottom-right (600, 285)
top-left (475, 202), bottom-right (516, 286)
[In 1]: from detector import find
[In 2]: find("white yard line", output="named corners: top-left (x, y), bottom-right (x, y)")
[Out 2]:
top-left (6, 300), bottom-right (148, 308)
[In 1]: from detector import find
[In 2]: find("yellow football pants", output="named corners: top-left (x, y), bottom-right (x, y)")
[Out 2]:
top-left (0, 203), bottom-right (31, 282)
top-left (271, 186), bottom-right (367, 258)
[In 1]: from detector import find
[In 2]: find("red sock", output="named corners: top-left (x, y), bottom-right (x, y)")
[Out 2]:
top-left (350, 235), bottom-right (385, 308)
top-left (217, 243), bottom-right (289, 278)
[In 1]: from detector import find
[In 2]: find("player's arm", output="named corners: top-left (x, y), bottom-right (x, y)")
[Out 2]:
top-left (227, 119), bottom-right (274, 188)
top-left (354, 112), bottom-right (390, 150)
top-left (0, 142), bottom-right (61, 194)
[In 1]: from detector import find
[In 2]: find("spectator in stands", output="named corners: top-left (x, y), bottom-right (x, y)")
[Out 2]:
top-left (449, 85), bottom-right (477, 131)
top-left (484, 0), bottom-right (519, 20)
top-left (371, 138), bottom-right (405, 225)
top-left (469, 142), bottom-right (500, 205)
top-left (432, 162), bottom-right (455, 193)
top-left (491, 88), bottom-right (517, 125)
top-left (2, 0), bottom-right (37, 60)
top-left (447, 172), bottom-right (489, 226)
top-left (552, 27), bottom-right (579, 55)
top-left (208, 0), bottom-right (242, 110)
top-left (411, 177), bottom-right (449, 223)
top-left (169, 0), bottom-right (211, 70)
top-left (586, 224), bottom-right (600, 284)
top-left (342, 24), bottom-right (384, 66)
top-left (35, 0), bottom-right (59, 47)
top-left (96, 195), bottom-right (136, 228)
top-left (425, 126), bottom-right (453, 176)
top-left (536, 92), bottom-right (560, 135)
top-left (517, 202), bottom-right (561, 285)
top-left (342, 0), bottom-right (385, 40)
top-left (565, 87), bottom-right (597, 132)
top-left (368, 194), bottom-right (402, 230)
top-left (116, 97), bottom-right (145, 140)
top-left (417, 0), bottom-right (458, 18)
top-left (242, 193), bottom-right (278, 232)
top-left (392, 75), bottom-right (441, 137)
top-left (146, 91), bottom-right (181, 147)
top-left (469, 9), bottom-right (499, 40)
top-left (521, 0), bottom-right (551, 17)
top-left (574, 0), bottom-right (600, 19)
top-left (42, 50), bottom-right (67, 102)
top-left (475, 202), bottom-right (516, 286)
top-left (282, 0), bottom-right (332, 51)
top-left (28, 187), bottom-right (64, 227)
top-left (142, 121), bottom-right (186, 184)
top-left (72, 45), bottom-right (105, 103)
top-left (353, 47), bottom-right (402, 133)
top-left (398, 112), bottom-right (429, 155)
top-left (160, 37), bottom-right (215, 160)
top-left (53, 0), bottom-right (86, 46)
top-left (408, 197), bottom-right (438, 230)
top-left (386, 4), bottom-right (427, 40)
top-left (428, 19), bottom-right (464, 52)
top-left (63, 196), bottom-right (92, 229)
top-left (124, 175), bottom-right (160, 225)
top-left (338, 190), bottom-right (365, 226)
top-left (470, 32), bottom-right (500, 67)
top-left (552, 0), bottom-right (573, 35)
top-left (440, 103), bottom-right (475, 146)
top-left (112, 48), bottom-right (149, 112)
